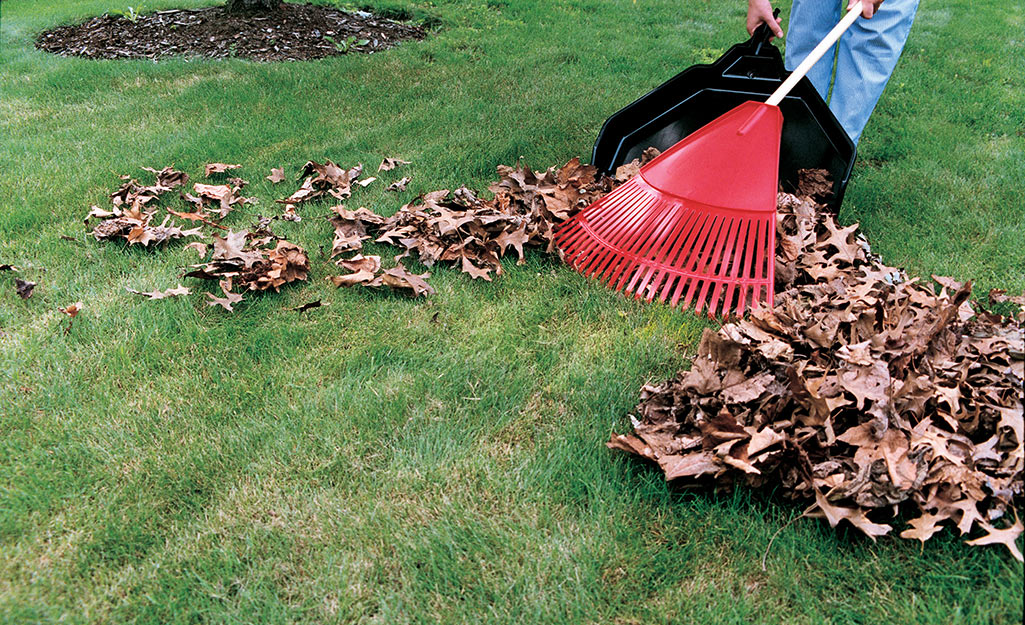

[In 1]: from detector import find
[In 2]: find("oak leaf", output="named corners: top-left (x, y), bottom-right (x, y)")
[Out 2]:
top-left (378, 157), bottom-right (411, 172)
top-left (204, 163), bottom-right (241, 177)
top-left (266, 167), bottom-right (286, 184)
top-left (15, 278), bottom-right (36, 299)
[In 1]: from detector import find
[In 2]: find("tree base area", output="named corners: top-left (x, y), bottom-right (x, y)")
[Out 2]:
top-left (35, 3), bottom-right (425, 62)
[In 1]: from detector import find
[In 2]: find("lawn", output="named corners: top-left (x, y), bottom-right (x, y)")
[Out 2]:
top-left (1, 0), bottom-right (1022, 623)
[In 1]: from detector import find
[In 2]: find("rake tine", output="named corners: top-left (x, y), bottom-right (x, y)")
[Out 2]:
top-left (659, 209), bottom-right (710, 304)
top-left (619, 199), bottom-right (681, 295)
top-left (599, 194), bottom-right (667, 289)
top-left (578, 185), bottom-right (651, 277)
top-left (722, 219), bottom-right (753, 315)
top-left (629, 200), bottom-right (696, 299)
top-left (706, 216), bottom-right (742, 317)
top-left (697, 215), bottom-right (739, 316)
top-left (680, 215), bottom-right (725, 310)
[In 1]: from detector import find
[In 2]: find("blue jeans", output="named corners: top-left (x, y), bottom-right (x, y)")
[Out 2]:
top-left (785, 0), bottom-right (920, 145)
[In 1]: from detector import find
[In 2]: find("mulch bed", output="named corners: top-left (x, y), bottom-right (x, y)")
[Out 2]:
top-left (35, 3), bottom-right (426, 62)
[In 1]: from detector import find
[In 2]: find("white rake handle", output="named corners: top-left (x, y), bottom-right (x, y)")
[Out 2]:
top-left (765, 1), bottom-right (863, 107)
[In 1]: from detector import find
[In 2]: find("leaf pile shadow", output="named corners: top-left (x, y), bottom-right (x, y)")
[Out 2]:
top-left (609, 189), bottom-right (1024, 560)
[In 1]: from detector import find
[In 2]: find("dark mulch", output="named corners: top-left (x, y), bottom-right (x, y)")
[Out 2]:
top-left (35, 3), bottom-right (426, 62)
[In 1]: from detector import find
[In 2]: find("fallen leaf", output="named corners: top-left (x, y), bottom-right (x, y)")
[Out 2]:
top-left (387, 176), bottom-right (412, 192)
top-left (14, 278), bottom-right (36, 299)
top-left (965, 519), bottom-right (1024, 562)
top-left (185, 242), bottom-right (209, 257)
top-left (204, 163), bottom-right (242, 177)
top-left (206, 284), bottom-right (244, 312)
top-left (381, 265), bottom-right (434, 297)
top-left (378, 157), bottom-right (411, 172)
top-left (126, 285), bottom-right (191, 300)
top-left (266, 167), bottom-right (286, 184)
top-left (58, 301), bottom-right (83, 333)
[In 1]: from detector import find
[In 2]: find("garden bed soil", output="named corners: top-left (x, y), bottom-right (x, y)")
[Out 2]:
top-left (35, 3), bottom-right (426, 62)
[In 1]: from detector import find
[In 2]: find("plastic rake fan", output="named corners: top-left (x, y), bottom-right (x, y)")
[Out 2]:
top-left (555, 3), bottom-right (864, 316)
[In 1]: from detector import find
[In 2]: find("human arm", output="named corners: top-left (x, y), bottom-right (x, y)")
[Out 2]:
top-left (848, 0), bottom-right (886, 18)
top-left (746, 0), bottom-right (784, 38)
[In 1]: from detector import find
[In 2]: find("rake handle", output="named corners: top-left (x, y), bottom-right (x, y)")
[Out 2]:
top-left (765, 1), bottom-right (863, 107)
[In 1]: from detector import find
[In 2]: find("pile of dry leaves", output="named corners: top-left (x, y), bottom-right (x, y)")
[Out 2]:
top-left (82, 153), bottom-right (650, 306)
top-left (609, 189), bottom-right (1024, 559)
top-left (324, 153), bottom-right (651, 293)
top-left (85, 163), bottom-right (256, 243)
top-left (184, 223), bottom-right (310, 311)
top-left (85, 164), bottom-right (310, 311)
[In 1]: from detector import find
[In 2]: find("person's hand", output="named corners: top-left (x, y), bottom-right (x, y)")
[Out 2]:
top-left (848, 0), bottom-right (885, 18)
top-left (747, 0), bottom-right (783, 38)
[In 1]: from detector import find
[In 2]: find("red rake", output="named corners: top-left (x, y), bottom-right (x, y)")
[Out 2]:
top-left (556, 3), bottom-right (864, 317)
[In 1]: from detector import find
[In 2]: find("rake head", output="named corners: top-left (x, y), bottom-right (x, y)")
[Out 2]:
top-left (555, 101), bottom-right (782, 317)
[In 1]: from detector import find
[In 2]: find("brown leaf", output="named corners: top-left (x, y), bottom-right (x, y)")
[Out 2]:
top-left (795, 168), bottom-right (833, 204)
top-left (266, 167), bottom-right (286, 184)
top-left (281, 204), bottom-right (301, 222)
top-left (378, 157), bottom-right (411, 172)
top-left (338, 254), bottom-right (382, 274)
top-left (14, 278), bottom-right (36, 299)
top-left (329, 206), bottom-right (385, 257)
top-left (460, 255), bottom-right (492, 281)
top-left (965, 519), bottom-right (1024, 562)
top-left (494, 224), bottom-right (530, 261)
top-left (387, 176), bottom-right (412, 192)
top-left (204, 163), bottom-right (242, 177)
top-left (142, 166), bottom-right (189, 188)
top-left (126, 284), bottom-right (191, 300)
top-left (805, 491), bottom-right (892, 539)
top-left (185, 242), bottom-right (209, 257)
top-left (59, 301), bottom-right (83, 317)
top-left (206, 281), bottom-right (244, 312)
top-left (381, 265), bottom-right (435, 297)
top-left (212, 230), bottom-right (263, 268)
top-left (329, 269), bottom-right (379, 288)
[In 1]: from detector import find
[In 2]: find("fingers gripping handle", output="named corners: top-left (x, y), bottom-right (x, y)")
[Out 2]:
top-left (765, 1), bottom-right (862, 107)
top-left (751, 7), bottom-right (781, 54)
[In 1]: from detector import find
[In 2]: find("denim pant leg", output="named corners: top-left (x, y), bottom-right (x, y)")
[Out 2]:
top-left (831, 0), bottom-right (921, 144)
top-left (784, 0), bottom-right (843, 101)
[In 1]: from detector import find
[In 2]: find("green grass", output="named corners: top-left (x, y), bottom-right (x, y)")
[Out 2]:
top-left (1, 0), bottom-right (1022, 623)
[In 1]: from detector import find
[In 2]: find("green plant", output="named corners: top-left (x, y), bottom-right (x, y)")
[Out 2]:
top-left (323, 34), bottom-right (370, 53)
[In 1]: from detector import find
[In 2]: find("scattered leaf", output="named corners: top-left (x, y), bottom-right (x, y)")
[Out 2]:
top-left (58, 301), bottom-right (83, 333)
top-left (126, 284), bottom-right (191, 300)
top-left (204, 162), bottom-right (242, 177)
top-left (185, 242), bottom-right (209, 257)
top-left (15, 278), bottom-right (36, 299)
top-left (378, 157), bottom-right (411, 172)
top-left (386, 176), bottom-right (412, 192)
top-left (266, 167), bottom-right (286, 184)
